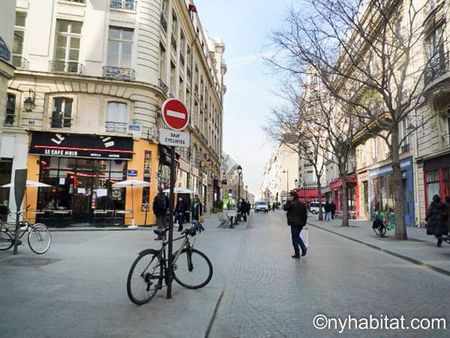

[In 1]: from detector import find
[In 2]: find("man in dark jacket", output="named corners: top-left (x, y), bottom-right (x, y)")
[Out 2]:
top-left (426, 194), bottom-right (448, 247)
top-left (284, 191), bottom-right (308, 258)
top-left (152, 187), bottom-right (169, 239)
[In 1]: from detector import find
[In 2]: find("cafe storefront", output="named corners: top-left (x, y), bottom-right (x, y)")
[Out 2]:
top-left (25, 131), bottom-right (157, 227)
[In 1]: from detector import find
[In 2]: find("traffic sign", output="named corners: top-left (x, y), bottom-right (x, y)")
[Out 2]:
top-left (159, 128), bottom-right (190, 148)
top-left (162, 99), bottom-right (189, 131)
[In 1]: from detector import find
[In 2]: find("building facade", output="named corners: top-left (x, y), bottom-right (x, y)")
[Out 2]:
top-left (3, 0), bottom-right (225, 226)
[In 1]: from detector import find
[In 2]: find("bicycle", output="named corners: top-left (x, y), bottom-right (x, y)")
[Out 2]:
top-left (126, 226), bottom-right (213, 305)
top-left (372, 212), bottom-right (395, 238)
top-left (0, 209), bottom-right (52, 254)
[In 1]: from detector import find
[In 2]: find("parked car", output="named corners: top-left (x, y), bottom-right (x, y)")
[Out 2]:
top-left (309, 201), bottom-right (325, 214)
top-left (255, 201), bottom-right (269, 213)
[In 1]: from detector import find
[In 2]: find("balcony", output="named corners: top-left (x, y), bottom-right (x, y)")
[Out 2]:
top-left (424, 52), bottom-right (449, 86)
top-left (442, 134), bottom-right (450, 147)
top-left (103, 66), bottom-right (135, 81)
top-left (106, 121), bottom-right (127, 133)
top-left (171, 35), bottom-right (177, 50)
top-left (4, 113), bottom-right (16, 126)
top-left (12, 56), bottom-right (29, 70)
top-left (401, 144), bottom-right (410, 153)
top-left (158, 79), bottom-right (169, 94)
top-left (110, 0), bottom-right (136, 11)
top-left (49, 60), bottom-right (82, 74)
top-left (160, 13), bottom-right (168, 32)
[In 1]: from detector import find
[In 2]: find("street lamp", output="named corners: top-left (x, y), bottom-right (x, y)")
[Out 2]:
top-left (237, 165), bottom-right (242, 204)
top-left (283, 170), bottom-right (289, 199)
top-left (294, 179), bottom-right (298, 188)
top-left (245, 185), bottom-right (248, 200)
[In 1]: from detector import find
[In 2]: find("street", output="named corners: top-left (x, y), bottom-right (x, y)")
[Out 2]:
top-left (1, 211), bottom-right (449, 337)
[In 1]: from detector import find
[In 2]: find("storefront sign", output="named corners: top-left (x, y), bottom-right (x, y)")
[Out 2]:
top-left (29, 131), bottom-right (133, 159)
top-left (127, 170), bottom-right (138, 177)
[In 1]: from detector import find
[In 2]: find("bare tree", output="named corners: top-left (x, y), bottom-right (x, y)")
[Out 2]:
top-left (269, 0), bottom-right (439, 240)
top-left (264, 103), bottom-right (328, 220)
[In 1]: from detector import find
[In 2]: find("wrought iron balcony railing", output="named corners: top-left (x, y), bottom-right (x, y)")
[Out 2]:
top-left (105, 121), bottom-right (127, 133)
top-left (103, 66), bottom-right (135, 81)
top-left (187, 67), bottom-right (192, 80)
top-left (159, 79), bottom-right (169, 94)
top-left (50, 116), bottom-right (72, 129)
top-left (180, 53), bottom-right (185, 67)
top-left (425, 51), bottom-right (449, 86)
top-left (65, 0), bottom-right (86, 3)
top-left (12, 56), bottom-right (30, 70)
top-left (171, 35), bottom-right (177, 50)
top-left (4, 113), bottom-right (16, 126)
top-left (160, 13), bottom-right (168, 32)
top-left (110, 0), bottom-right (136, 11)
top-left (49, 60), bottom-right (82, 74)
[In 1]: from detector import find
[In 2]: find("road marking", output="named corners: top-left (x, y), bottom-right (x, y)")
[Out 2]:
top-left (167, 110), bottom-right (186, 119)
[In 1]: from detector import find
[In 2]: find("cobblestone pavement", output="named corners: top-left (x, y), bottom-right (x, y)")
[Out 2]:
top-left (208, 210), bottom-right (450, 338)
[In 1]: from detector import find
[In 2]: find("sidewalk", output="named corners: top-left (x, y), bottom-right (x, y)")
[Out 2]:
top-left (307, 217), bottom-right (450, 276)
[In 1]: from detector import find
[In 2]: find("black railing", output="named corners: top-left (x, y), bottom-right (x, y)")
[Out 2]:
top-left (4, 113), bottom-right (15, 126)
top-left (180, 53), bottom-right (185, 66)
top-left (425, 52), bottom-right (449, 85)
top-left (103, 66), bottom-right (135, 81)
top-left (49, 60), bottom-right (82, 74)
top-left (12, 56), bottom-right (29, 70)
top-left (110, 0), bottom-right (136, 11)
top-left (66, 0), bottom-right (86, 3)
top-left (106, 121), bottom-right (127, 133)
top-left (159, 79), bottom-right (169, 94)
top-left (187, 67), bottom-right (191, 80)
top-left (171, 35), bottom-right (177, 50)
top-left (160, 13), bottom-right (168, 32)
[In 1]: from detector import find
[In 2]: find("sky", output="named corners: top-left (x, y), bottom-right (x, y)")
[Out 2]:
top-left (194, 0), bottom-right (293, 196)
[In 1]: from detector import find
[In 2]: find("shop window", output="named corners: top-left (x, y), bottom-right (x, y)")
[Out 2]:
top-left (106, 102), bottom-right (127, 133)
top-left (142, 151), bottom-right (152, 207)
top-left (443, 168), bottom-right (450, 201)
top-left (0, 159), bottom-right (13, 207)
top-left (5, 94), bottom-right (16, 126)
top-left (51, 97), bottom-right (73, 128)
top-left (426, 170), bottom-right (440, 205)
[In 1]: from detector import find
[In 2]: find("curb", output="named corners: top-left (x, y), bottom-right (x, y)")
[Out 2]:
top-left (308, 222), bottom-right (450, 277)
top-left (49, 227), bottom-right (155, 232)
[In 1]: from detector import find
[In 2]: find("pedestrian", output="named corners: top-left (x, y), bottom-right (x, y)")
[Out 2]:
top-left (284, 191), bottom-right (308, 259)
top-left (152, 187), bottom-right (170, 240)
top-left (192, 195), bottom-right (205, 233)
top-left (425, 194), bottom-right (448, 247)
top-left (272, 202), bottom-right (276, 211)
top-left (240, 199), bottom-right (248, 221)
top-left (174, 196), bottom-right (186, 232)
top-left (331, 201), bottom-right (336, 219)
top-left (324, 201), bottom-right (332, 221)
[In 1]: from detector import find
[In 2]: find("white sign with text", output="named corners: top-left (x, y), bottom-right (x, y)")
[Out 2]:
top-left (159, 128), bottom-right (190, 148)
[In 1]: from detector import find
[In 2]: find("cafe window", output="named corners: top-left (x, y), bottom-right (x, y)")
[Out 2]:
top-left (426, 170), bottom-right (440, 204)
top-left (106, 102), bottom-right (127, 133)
top-left (5, 94), bottom-right (16, 126)
top-left (51, 97), bottom-right (73, 128)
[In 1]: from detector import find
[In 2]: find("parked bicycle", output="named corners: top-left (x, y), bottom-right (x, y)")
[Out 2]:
top-left (372, 212), bottom-right (395, 238)
top-left (0, 208), bottom-right (52, 254)
top-left (127, 226), bottom-right (213, 305)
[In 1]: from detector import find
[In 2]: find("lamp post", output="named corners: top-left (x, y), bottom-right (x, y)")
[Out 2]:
top-left (283, 170), bottom-right (289, 201)
top-left (237, 165), bottom-right (242, 205)
top-left (294, 179), bottom-right (298, 188)
top-left (245, 185), bottom-right (248, 200)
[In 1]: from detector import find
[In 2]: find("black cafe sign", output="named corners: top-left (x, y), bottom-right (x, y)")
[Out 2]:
top-left (30, 132), bottom-right (133, 160)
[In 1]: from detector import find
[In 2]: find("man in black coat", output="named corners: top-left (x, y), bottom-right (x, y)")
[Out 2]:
top-left (152, 187), bottom-right (170, 240)
top-left (284, 191), bottom-right (308, 258)
top-left (426, 194), bottom-right (448, 247)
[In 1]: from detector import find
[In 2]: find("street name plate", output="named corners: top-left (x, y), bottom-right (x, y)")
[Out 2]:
top-left (159, 128), bottom-right (190, 148)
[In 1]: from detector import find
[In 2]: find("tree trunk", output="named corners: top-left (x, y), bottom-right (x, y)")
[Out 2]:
top-left (391, 128), bottom-right (407, 240)
top-left (317, 184), bottom-right (323, 221)
top-left (341, 172), bottom-right (349, 227)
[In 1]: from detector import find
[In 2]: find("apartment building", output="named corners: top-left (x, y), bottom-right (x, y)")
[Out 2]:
top-left (2, 0), bottom-right (225, 226)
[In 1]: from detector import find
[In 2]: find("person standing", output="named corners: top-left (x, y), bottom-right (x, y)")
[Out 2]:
top-left (331, 201), bottom-right (336, 219)
top-left (240, 198), bottom-right (248, 222)
top-left (426, 194), bottom-right (448, 247)
top-left (174, 196), bottom-right (186, 232)
top-left (284, 191), bottom-right (308, 259)
top-left (324, 201), bottom-right (332, 221)
top-left (192, 195), bottom-right (205, 233)
top-left (152, 187), bottom-right (169, 240)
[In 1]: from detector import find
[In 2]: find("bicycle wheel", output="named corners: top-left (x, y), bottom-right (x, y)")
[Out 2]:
top-left (127, 250), bottom-right (163, 305)
top-left (173, 248), bottom-right (213, 289)
top-left (0, 229), bottom-right (14, 250)
top-left (28, 223), bottom-right (52, 254)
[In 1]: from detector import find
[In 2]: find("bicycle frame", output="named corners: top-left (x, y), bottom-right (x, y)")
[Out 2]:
top-left (0, 213), bottom-right (31, 241)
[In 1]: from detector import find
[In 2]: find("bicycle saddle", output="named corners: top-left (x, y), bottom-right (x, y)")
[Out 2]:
top-left (153, 228), bottom-right (169, 236)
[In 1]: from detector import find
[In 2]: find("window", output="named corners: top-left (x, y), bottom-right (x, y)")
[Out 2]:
top-left (53, 20), bottom-right (82, 72)
top-left (180, 31), bottom-right (186, 66)
top-left (426, 170), bottom-right (440, 205)
top-left (159, 44), bottom-right (166, 80)
top-left (5, 94), bottom-right (16, 126)
top-left (179, 77), bottom-right (184, 100)
top-left (51, 98), bottom-right (73, 128)
top-left (106, 102), bottom-right (127, 132)
top-left (170, 62), bottom-right (176, 93)
top-left (171, 12), bottom-right (178, 50)
top-left (12, 12), bottom-right (26, 68)
top-left (107, 27), bottom-right (134, 68)
top-left (110, 0), bottom-right (135, 11)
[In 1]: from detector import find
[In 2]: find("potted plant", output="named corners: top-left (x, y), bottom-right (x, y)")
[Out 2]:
top-left (0, 205), bottom-right (10, 222)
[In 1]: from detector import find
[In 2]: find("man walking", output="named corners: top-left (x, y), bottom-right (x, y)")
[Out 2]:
top-left (284, 191), bottom-right (308, 259)
top-left (152, 187), bottom-right (169, 240)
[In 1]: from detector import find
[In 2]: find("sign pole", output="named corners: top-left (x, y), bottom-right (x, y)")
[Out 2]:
top-left (167, 146), bottom-right (176, 299)
top-left (13, 169), bottom-right (27, 255)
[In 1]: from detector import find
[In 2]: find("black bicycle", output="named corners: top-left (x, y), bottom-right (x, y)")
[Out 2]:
top-left (0, 209), bottom-right (52, 254)
top-left (126, 226), bottom-right (213, 305)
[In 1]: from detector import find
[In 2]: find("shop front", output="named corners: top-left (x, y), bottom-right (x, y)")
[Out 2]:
top-left (368, 157), bottom-right (414, 225)
top-left (423, 153), bottom-right (450, 211)
top-left (329, 174), bottom-right (359, 218)
top-left (25, 131), bottom-right (158, 227)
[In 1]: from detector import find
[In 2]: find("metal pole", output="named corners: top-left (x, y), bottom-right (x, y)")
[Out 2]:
top-left (167, 146), bottom-right (176, 299)
top-left (237, 174), bottom-right (241, 204)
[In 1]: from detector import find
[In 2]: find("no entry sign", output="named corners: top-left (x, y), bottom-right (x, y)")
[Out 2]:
top-left (162, 99), bottom-right (189, 131)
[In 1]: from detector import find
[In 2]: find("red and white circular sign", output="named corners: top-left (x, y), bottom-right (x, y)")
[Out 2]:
top-left (161, 99), bottom-right (189, 131)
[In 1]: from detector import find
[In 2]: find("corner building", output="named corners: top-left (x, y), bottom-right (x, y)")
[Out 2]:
top-left (3, 0), bottom-right (225, 226)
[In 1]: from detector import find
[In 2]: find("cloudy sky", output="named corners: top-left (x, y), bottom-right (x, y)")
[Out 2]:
top-left (194, 0), bottom-right (295, 196)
